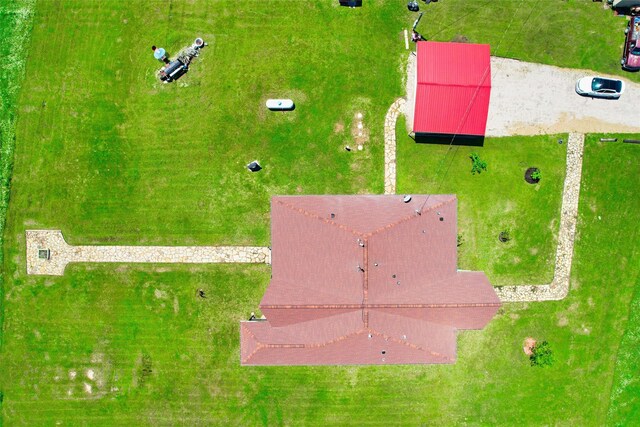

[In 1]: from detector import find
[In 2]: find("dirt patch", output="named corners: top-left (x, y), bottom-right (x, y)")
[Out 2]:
top-left (523, 337), bottom-right (537, 356)
top-left (557, 316), bottom-right (568, 327)
top-left (334, 121), bottom-right (345, 133)
top-left (451, 34), bottom-right (469, 43)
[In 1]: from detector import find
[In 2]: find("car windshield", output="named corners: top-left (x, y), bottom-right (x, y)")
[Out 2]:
top-left (592, 78), bottom-right (622, 92)
top-left (632, 46), bottom-right (640, 55)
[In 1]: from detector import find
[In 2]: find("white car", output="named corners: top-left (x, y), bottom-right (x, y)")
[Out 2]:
top-left (575, 76), bottom-right (625, 99)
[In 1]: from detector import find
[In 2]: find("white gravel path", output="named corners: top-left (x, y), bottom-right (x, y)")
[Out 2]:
top-left (26, 230), bottom-right (271, 276)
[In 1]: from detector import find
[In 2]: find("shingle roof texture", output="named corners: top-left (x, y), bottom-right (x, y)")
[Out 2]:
top-left (241, 195), bottom-right (501, 365)
top-left (413, 41), bottom-right (491, 137)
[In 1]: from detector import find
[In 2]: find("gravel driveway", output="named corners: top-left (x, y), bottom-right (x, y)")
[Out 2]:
top-left (404, 54), bottom-right (640, 137)
top-left (487, 57), bottom-right (640, 136)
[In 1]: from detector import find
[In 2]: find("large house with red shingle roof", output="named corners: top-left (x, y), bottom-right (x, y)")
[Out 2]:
top-left (240, 195), bottom-right (501, 365)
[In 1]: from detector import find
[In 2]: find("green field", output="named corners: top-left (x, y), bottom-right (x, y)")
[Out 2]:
top-left (1, 0), bottom-right (640, 425)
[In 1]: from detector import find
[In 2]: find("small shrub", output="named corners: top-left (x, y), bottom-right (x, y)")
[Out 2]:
top-left (531, 169), bottom-right (542, 181)
top-left (530, 341), bottom-right (554, 367)
top-left (457, 233), bottom-right (463, 247)
top-left (470, 152), bottom-right (487, 175)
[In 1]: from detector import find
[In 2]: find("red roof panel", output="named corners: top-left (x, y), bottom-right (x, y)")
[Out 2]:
top-left (413, 41), bottom-right (491, 136)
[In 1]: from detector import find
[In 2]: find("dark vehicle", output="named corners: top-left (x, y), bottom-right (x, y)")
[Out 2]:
top-left (575, 76), bottom-right (625, 99)
top-left (622, 16), bottom-right (640, 71)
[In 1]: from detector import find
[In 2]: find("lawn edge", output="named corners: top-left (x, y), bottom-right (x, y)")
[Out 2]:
top-left (0, 0), bottom-right (37, 369)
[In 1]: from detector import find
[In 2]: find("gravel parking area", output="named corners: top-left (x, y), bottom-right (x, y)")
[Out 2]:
top-left (487, 58), bottom-right (640, 136)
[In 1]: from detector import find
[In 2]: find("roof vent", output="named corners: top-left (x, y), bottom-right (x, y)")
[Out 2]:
top-left (403, 195), bottom-right (412, 203)
top-left (330, 213), bottom-right (335, 219)
top-left (374, 263), bottom-right (378, 267)
top-left (439, 217), bottom-right (444, 222)
top-left (368, 333), bottom-right (373, 339)
top-left (358, 239), bottom-right (365, 247)
top-left (396, 281), bottom-right (401, 285)
top-left (392, 274), bottom-right (396, 278)
top-left (415, 209), bottom-right (421, 216)
top-left (357, 264), bottom-right (364, 272)
top-left (402, 335), bottom-right (407, 340)
top-left (381, 350), bottom-right (386, 355)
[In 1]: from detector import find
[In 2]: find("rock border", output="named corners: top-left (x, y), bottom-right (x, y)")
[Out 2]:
top-left (384, 98), bottom-right (406, 195)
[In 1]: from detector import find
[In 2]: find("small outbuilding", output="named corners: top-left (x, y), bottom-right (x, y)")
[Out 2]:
top-left (412, 41), bottom-right (491, 145)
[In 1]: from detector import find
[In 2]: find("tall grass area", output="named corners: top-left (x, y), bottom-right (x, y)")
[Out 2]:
top-left (0, 1), bottom-right (36, 421)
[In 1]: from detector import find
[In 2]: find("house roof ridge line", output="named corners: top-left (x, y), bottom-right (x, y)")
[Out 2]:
top-left (368, 329), bottom-right (451, 361)
top-left (262, 330), bottom-right (364, 349)
top-left (362, 196), bottom-right (455, 238)
top-left (260, 302), bottom-right (501, 309)
top-left (274, 199), bottom-right (362, 237)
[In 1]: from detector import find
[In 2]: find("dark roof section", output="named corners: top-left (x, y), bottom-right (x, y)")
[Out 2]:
top-left (241, 195), bottom-right (501, 365)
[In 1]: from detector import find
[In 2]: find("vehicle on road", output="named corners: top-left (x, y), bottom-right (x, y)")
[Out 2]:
top-left (575, 76), bottom-right (625, 99)
top-left (622, 16), bottom-right (640, 71)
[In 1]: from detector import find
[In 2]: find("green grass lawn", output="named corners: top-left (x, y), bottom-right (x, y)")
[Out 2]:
top-left (8, 0), bottom-right (407, 247)
top-left (2, 0), bottom-right (640, 424)
top-left (1, 139), bottom-right (638, 425)
top-left (397, 117), bottom-right (567, 286)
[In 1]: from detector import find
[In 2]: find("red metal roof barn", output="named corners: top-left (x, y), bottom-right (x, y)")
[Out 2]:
top-left (240, 195), bottom-right (501, 366)
top-left (413, 41), bottom-right (491, 144)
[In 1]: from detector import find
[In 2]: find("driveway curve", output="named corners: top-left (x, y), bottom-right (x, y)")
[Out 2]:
top-left (487, 57), bottom-right (640, 137)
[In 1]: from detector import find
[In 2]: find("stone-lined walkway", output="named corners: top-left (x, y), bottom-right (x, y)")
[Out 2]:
top-left (383, 98), bottom-right (406, 195)
top-left (495, 132), bottom-right (585, 302)
top-left (26, 230), bottom-right (271, 276)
